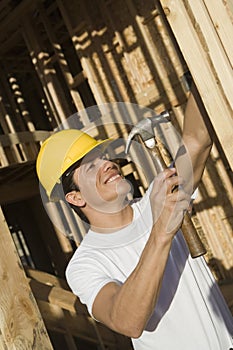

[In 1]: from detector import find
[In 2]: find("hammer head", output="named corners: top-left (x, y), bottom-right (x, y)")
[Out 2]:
top-left (125, 110), bottom-right (170, 153)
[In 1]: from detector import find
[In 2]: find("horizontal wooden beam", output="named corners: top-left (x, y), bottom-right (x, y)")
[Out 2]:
top-left (29, 269), bottom-right (133, 348)
top-left (37, 300), bottom-right (120, 348)
top-left (29, 278), bottom-right (87, 315)
top-left (0, 130), bottom-right (51, 147)
top-left (26, 267), bottom-right (70, 289)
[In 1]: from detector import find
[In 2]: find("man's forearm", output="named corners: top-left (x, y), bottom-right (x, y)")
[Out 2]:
top-left (109, 232), bottom-right (172, 338)
top-left (175, 83), bottom-right (213, 194)
top-left (183, 84), bottom-right (212, 149)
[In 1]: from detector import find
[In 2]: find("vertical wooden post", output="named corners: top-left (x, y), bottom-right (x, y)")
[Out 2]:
top-left (56, 0), bottom-right (108, 108)
top-left (39, 4), bottom-right (86, 118)
top-left (0, 207), bottom-right (53, 349)
top-left (22, 19), bottom-right (72, 125)
top-left (159, 0), bottom-right (233, 169)
top-left (0, 66), bottom-right (27, 133)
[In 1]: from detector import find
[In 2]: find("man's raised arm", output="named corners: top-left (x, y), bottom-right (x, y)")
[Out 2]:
top-left (175, 83), bottom-right (213, 195)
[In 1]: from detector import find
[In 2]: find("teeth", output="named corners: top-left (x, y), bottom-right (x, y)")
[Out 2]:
top-left (107, 174), bottom-right (120, 183)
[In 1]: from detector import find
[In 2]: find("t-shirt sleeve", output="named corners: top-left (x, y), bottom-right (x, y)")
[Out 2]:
top-left (65, 251), bottom-right (117, 318)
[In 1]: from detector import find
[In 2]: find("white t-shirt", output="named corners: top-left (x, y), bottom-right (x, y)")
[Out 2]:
top-left (66, 187), bottom-right (233, 350)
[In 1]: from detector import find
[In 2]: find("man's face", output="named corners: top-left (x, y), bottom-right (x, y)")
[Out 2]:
top-left (72, 148), bottom-right (132, 213)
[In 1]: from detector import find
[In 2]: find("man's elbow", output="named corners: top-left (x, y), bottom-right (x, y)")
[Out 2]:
top-left (115, 323), bottom-right (144, 339)
top-left (109, 313), bottom-right (144, 338)
top-left (129, 327), bottom-right (144, 339)
top-left (202, 137), bottom-right (213, 151)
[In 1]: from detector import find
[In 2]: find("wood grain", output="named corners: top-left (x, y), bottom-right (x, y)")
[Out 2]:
top-left (0, 208), bottom-right (53, 349)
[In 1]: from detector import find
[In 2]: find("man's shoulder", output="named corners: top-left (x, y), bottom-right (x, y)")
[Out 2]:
top-left (65, 240), bottom-right (95, 280)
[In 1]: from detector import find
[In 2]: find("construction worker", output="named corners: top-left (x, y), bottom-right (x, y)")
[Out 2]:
top-left (36, 88), bottom-right (233, 349)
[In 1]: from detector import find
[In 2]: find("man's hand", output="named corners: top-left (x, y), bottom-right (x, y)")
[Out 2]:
top-left (150, 168), bottom-right (190, 238)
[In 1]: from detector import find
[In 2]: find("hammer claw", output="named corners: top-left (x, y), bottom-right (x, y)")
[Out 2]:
top-left (125, 111), bottom-right (170, 154)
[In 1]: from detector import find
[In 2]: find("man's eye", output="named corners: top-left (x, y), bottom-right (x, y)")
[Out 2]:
top-left (87, 161), bottom-right (96, 171)
top-left (101, 154), bottom-right (110, 161)
top-left (87, 163), bottom-right (95, 171)
top-left (87, 155), bottom-right (108, 171)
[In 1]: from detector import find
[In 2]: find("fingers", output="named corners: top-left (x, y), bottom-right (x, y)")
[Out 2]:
top-left (158, 167), bottom-right (176, 180)
top-left (152, 168), bottom-right (184, 195)
top-left (168, 188), bottom-right (190, 202)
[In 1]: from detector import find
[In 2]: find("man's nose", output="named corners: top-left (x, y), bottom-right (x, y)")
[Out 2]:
top-left (102, 159), bottom-right (114, 172)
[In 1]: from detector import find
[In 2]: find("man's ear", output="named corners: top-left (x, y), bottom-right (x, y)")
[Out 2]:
top-left (65, 191), bottom-right (86, 207)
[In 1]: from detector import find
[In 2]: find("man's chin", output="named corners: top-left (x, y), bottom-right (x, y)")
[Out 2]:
top-left (95, 187), bottom-right (132, 213)
top-left (116, 178), bottom-right (133, 196)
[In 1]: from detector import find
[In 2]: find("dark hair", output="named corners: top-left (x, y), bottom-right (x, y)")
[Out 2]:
top-left (61, 160), bottom-right (90, 224)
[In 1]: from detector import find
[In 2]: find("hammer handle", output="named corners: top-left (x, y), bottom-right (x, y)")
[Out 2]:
top-left (149, 146), bottom-right (206, 258)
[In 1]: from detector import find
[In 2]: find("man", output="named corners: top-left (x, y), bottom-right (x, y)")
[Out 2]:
top-left (36, 86), bottom-right (233, 349)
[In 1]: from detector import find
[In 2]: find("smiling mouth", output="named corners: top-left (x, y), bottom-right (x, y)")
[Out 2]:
top-left (105, 174), bottom-right (122, 183)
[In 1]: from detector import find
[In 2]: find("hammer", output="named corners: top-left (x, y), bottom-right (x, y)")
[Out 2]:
top-left (125, 111), bottom-right (206, 258)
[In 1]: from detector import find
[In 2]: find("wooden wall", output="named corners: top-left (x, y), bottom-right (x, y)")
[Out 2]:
top-left (159, 0), bottom-right (233, 280)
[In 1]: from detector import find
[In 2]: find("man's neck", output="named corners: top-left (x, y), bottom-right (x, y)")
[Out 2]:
top-left (87, 204), bottom-right (133, 233)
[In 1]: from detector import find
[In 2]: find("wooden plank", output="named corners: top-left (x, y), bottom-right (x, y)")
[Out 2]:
top-left (0, 207), bottom-right (53, 349)
top-left (28, 278), bottom-right (87, 314)
top-left (0, 66), bottom-right (26, 133)
top-left (227, 0), bottom-right (233, 14)
top-left (26, 268), bottom-right (70, 289)
top-left (183, 0), bottom-right (233, 110)
top-left (0, 131), bottom-right (51, 147)
top-left (39, 4), bottom-right (87, 115)
top-left (29, 271), bottom-right (132, 349)
top-left (126, 0), bottom-right (187, 101)
top-left (203, 0), bottom-right (233, 67)
top-left (37, 300), bottom-right (124, 349)
top-left (0, 96), bottom-right (10, 134)
top-left (22, 19), bottom-right (72, 125)
top-left (159, 0), bottom-right (233, 169)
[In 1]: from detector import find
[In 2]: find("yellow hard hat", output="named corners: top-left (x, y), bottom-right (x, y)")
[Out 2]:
top-left (36, 129), bottom-right (110, 199)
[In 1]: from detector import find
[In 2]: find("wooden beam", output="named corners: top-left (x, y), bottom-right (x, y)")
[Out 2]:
top-left (0, 131), bottom-right (51, 147)
top-left (0, 0), bottom-right (39, 43)
top-left (203, 0), bottom-right (233, 67)
top-left (0, 207), bottom-right (53, 349)
top-left (28, 269), bottom-right (133, 348)
top-left (39, 3), bottom-right (86, 114)
top-left (26, 267), bottom-right (70, 289)
top-left (37, 300), bottom-right (122, 349)
top-left (160, 0), bottom-right (233, 169)
top-left (28, 278), bottom-right (87, 315)
top-left (22, 18), bottom-right (72, 125)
